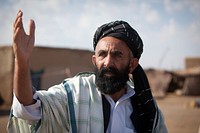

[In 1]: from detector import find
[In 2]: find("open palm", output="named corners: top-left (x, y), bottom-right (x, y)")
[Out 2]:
top-left (13, 10), bottom-right (35, 64)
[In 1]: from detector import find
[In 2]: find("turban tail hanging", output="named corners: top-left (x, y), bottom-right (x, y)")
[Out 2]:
top-left (93, 20), bottom-right (157, 132)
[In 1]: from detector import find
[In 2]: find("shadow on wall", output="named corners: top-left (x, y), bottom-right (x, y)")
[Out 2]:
top-left (0, 94), bottom-right (4, 105)
top-left (31, 69), bottom-right (45, 90)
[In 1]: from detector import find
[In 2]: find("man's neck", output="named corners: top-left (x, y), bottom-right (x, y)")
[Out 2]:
top-left (109, 87), bottom-right (127, 102)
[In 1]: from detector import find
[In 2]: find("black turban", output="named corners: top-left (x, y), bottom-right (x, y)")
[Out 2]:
top-left (93, 20), bottom-right (143, 59)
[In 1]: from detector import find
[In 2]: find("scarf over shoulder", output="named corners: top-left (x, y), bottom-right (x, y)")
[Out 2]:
top-left (7, 73), bottom-right (104, 133)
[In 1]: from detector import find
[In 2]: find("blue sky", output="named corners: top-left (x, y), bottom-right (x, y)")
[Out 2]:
top-left (0, 0), bottom-right (200, 70)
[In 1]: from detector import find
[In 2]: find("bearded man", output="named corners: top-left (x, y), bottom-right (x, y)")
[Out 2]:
top-left (7, 10), bottom-right (168, 133)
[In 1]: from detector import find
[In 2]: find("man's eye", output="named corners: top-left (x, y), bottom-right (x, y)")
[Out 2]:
top-left (98, 52), bottom-right (106, 57)
top-left (115, 54), bottom-right (122, 58)
top-left (113, 52), bottom-right (122, 58)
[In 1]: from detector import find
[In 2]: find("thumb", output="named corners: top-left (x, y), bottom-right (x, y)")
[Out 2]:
top-left (29, 19), bottom-right (35, 37)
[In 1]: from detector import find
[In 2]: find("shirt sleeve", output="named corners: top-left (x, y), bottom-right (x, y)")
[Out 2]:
top-left (12, 92), bottom-right (42, 122)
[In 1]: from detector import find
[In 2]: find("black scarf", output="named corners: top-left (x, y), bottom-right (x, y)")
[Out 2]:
top-left (131, 64), bottom-right (156, 133)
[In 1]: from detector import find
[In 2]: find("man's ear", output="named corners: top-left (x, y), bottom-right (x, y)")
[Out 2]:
top-left (92, 55), bottom-right (96, 66)
top-left (129, 58), bottom-right (139, 74)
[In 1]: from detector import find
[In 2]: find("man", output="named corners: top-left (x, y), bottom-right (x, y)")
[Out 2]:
top-left (7, 10), bottom-right (167, 133)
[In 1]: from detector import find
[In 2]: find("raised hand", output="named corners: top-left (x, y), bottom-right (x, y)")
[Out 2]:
top-left (13, 10), bottom-right (35, 64)
top-left (13, 10), bottom-right (36, 105)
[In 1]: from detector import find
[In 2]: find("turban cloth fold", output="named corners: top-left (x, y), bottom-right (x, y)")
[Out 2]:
top-left (93, 21), bottom-right (157, 132)
top-left (93, 20), bottom-right (143, 59)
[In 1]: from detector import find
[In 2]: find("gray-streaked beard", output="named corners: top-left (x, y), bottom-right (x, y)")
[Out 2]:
top-left (95, 64), bottom-right (130, 95)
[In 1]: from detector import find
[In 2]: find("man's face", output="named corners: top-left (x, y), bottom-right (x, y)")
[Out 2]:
top-left (92, 36), bottom-right (137, 94)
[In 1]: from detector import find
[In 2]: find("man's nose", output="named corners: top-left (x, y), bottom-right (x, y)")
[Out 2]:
top-left (104, 55), bottom-right (114, 68)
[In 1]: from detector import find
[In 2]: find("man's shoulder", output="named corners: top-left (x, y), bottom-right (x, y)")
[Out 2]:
top-left (75, 71), bottom-right (95, 77)
top-left (63, 72), bottom-right (96, 87)
top-left (63, 72), bottom-right (97, 93)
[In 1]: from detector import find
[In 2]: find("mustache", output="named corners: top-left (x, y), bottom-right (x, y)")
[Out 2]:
top-left (98, 67), bottom-right (119, 77)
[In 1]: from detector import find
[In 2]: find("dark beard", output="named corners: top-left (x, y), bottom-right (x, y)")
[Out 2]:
top-left (95, 64), bottom-right (130, 95)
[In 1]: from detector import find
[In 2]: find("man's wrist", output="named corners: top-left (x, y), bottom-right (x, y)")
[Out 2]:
top-left (14, 57), bottom-right (30, 68)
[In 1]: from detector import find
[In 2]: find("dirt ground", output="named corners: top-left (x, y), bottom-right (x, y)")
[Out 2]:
top-left (156, 94), bottom-right (200, 133)
top-left (0, 94), bottom-right (200, 133)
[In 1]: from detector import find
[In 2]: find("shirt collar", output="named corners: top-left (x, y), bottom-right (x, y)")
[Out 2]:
top-left (102, 80), bottom-right (135, 103)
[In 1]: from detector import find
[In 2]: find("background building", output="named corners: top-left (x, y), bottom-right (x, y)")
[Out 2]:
top-left (0, 46), bottom-right (94, 110)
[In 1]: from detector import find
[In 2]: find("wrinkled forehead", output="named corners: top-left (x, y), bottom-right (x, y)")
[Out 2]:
top-left (95, 36), bottom-right (131, 53)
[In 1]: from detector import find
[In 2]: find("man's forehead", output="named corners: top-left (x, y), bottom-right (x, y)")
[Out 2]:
top-left (95, 42), bottom-right (125, 53)
top-left (97, 41), bottom-right (123, 47)
top-left (96, 37), bottom-right (128, 50)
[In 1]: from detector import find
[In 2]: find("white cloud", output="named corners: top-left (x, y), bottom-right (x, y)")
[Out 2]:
top-left (182, 0), bottom-right (200, 14)
top-left (161, 19), bottom-right (176, 41)
top-left (164, 0), bottom-right (185, 13)
top-left (140, 2), bottom-right (160, 24)
top-left (164, 0), bottom-right (200, 16)
top-left (188, 22), bottom-right (200, 45)
top-left (145, 10), bottom-right (160, 24)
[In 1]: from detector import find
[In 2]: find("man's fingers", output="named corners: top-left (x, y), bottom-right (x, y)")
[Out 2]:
top-left (14, 17), bottom-right (23, 33)
top-left (13, 10), bottom-right (24, 33)
top-left (13, 10), bottom-right (23, 29)
top-left (13, 27), bottom-right (20, 43)
top-left (28, 19), bottom-right (35, 37)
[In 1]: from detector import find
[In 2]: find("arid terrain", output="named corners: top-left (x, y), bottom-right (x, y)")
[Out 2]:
top-left (156, 94), bottom-right (200, 133)
top-left (0, 94), bottom-right (200, 133)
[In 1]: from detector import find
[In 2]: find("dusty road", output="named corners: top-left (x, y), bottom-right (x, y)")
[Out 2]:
top-left (156, 94), bottom-right (200, 133)
top-left (1, 94), bottom-right (200, 133)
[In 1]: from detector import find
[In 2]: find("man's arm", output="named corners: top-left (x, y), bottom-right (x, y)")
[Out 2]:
top-left (13, 10), bottom-right (35, 105)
